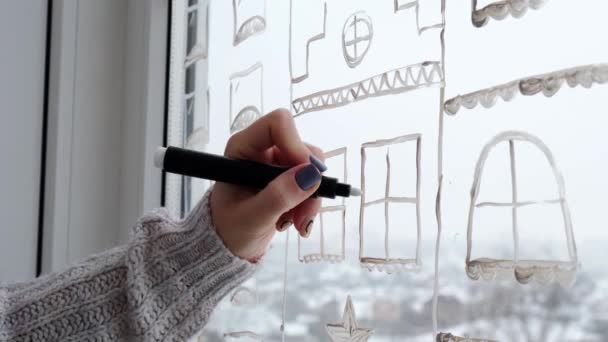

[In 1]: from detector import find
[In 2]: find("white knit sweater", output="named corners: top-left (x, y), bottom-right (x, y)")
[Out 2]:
top-left (0, 190), bottom-right (257, 341)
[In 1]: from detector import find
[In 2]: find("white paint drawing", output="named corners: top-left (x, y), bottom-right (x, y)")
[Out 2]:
top-left (466, 131), bottom-right (578, 287)
top-left (289, 1), bottom-right (444, 118)
top-left (436, 332), bottom-right (498, 342)
top-left (223, 331), bottom-right (264, 341)
top-left (394, 0), bottom-right (444, 34)
top-left (298, 147), bottom-right (347, 264)
top-left (289, 0), bottom-right (327, 84)
top-left (431, 2), bottom-right (447, 337)
top-left (229, 63), bottom-right (264, 134)
top-left (292, 62), bottom-right (443, 117)
top-left (472, 0), bottom-right (548, 28)
top-left (230, 286), bottom-right (257, 307)
top-left (184, 44), bottom-right (207, 68)
top-left (342, 12), bottom-right (373, 68)
top-left (185, 89), bottom-right (211, 149)
top-left (444, 64), bottom-right (608, 115)
top-left (232, 0), bottom-right (266, 46)
top-left (184, 2), bottom-right (209, 67)
top-left (326, 295), bottom-right (373, 342)
top-left (359, 134), bottom-right (422, 274)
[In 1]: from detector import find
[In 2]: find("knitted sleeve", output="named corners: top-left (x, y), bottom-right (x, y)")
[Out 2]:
top-left (0, 189), bottom-right (257, 342)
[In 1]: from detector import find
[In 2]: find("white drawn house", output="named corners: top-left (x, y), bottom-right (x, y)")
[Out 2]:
top-left (289, 0), bottom-right (445, 273)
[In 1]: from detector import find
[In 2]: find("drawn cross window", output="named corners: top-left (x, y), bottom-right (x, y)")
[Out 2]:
top-left (359, 134), bottom-right (421, 274)
top-left (298, 148), bottom-right (347, 264)
top-left (342, 12), bottom-right (373, 68)
top-left (466, 131), bottom-right (578, 287)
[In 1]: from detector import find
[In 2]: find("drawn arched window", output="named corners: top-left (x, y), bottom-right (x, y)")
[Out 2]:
top-left (298, 148), bottom-right (347, 264)
top-left (342, 12), bottom-right (373, 68)
top-left (466, 131), bottom-right (578, 287)
top-left (359, 134), bottom-right (422, 274)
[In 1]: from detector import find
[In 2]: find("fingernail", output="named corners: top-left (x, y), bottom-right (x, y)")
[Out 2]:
top-left (295, 164), bottom-right (321, 191)
top-left (300, 219), bottom-right (314, 238)
top-left (309, 155), bottom-right (328, 172)
top-left (278, 221), bottom-right (292, 232)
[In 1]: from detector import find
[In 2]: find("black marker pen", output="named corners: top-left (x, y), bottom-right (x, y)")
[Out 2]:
top-left (154, 146), bottom-right (361, 199)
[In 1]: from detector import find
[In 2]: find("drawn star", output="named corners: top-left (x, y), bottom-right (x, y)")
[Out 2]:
top-left (326, 295), bottom-right (374, 342)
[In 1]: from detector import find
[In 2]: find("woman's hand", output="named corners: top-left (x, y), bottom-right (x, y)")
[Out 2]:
top-left (210, 109), bottom-right (326, 262)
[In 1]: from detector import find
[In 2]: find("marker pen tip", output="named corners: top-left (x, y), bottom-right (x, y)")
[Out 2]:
top-left (349, 187), bottom-right (362, 197)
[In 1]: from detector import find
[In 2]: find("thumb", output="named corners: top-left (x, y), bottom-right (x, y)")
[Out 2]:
top-left (241, 163), bottom-right (322, 226)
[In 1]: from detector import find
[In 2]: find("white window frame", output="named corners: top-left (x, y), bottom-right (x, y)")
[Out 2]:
top-left (41, 0), bottom-right (169, 273)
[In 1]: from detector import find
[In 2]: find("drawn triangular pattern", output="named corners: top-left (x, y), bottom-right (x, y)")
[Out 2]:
top-left (292, 62), bottom-right (443, 116)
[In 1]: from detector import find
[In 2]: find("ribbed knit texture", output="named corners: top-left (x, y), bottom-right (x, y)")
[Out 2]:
top-left (0, 189), bottom-right (257, 341)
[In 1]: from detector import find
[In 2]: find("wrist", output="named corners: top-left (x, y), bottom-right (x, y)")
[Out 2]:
top-left (209, 188), bottom-right (270, 262)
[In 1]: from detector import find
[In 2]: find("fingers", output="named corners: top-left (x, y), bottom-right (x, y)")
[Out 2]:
top-left (269, 143), bottom-right (325, 237)
top-left (275, 209), bottom-right (295, 232)
top-left (267, 143), bottom-right (327, 170)
top-left (239, 163), bottom-right (322, 228)
top-left (271, 143), bottom-right (325, 237)
top-left (225, 109), bottom-right (310, 165)
top-left (292, 198), bottom-right (322, 237)
top-left (305, 143), bottom-right (324, 162)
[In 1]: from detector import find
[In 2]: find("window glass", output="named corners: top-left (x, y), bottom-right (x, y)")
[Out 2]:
top-left (166, 1), bottom-right (608, 341)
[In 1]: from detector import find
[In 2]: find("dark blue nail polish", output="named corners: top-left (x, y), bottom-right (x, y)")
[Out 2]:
top-left (295, 164), bottom-right (321, 191)
top-left (309, 155), bottom-right (328, 172)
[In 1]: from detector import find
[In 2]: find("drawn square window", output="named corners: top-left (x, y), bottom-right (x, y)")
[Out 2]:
top-left (298, 148), bottom-right (347, 264)
top-left (232, 0), bottom-right (266, 46)
top-left (229, 63), bottom-right (263, 134)
top-left (359, 134), bottom-right (421, 273)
